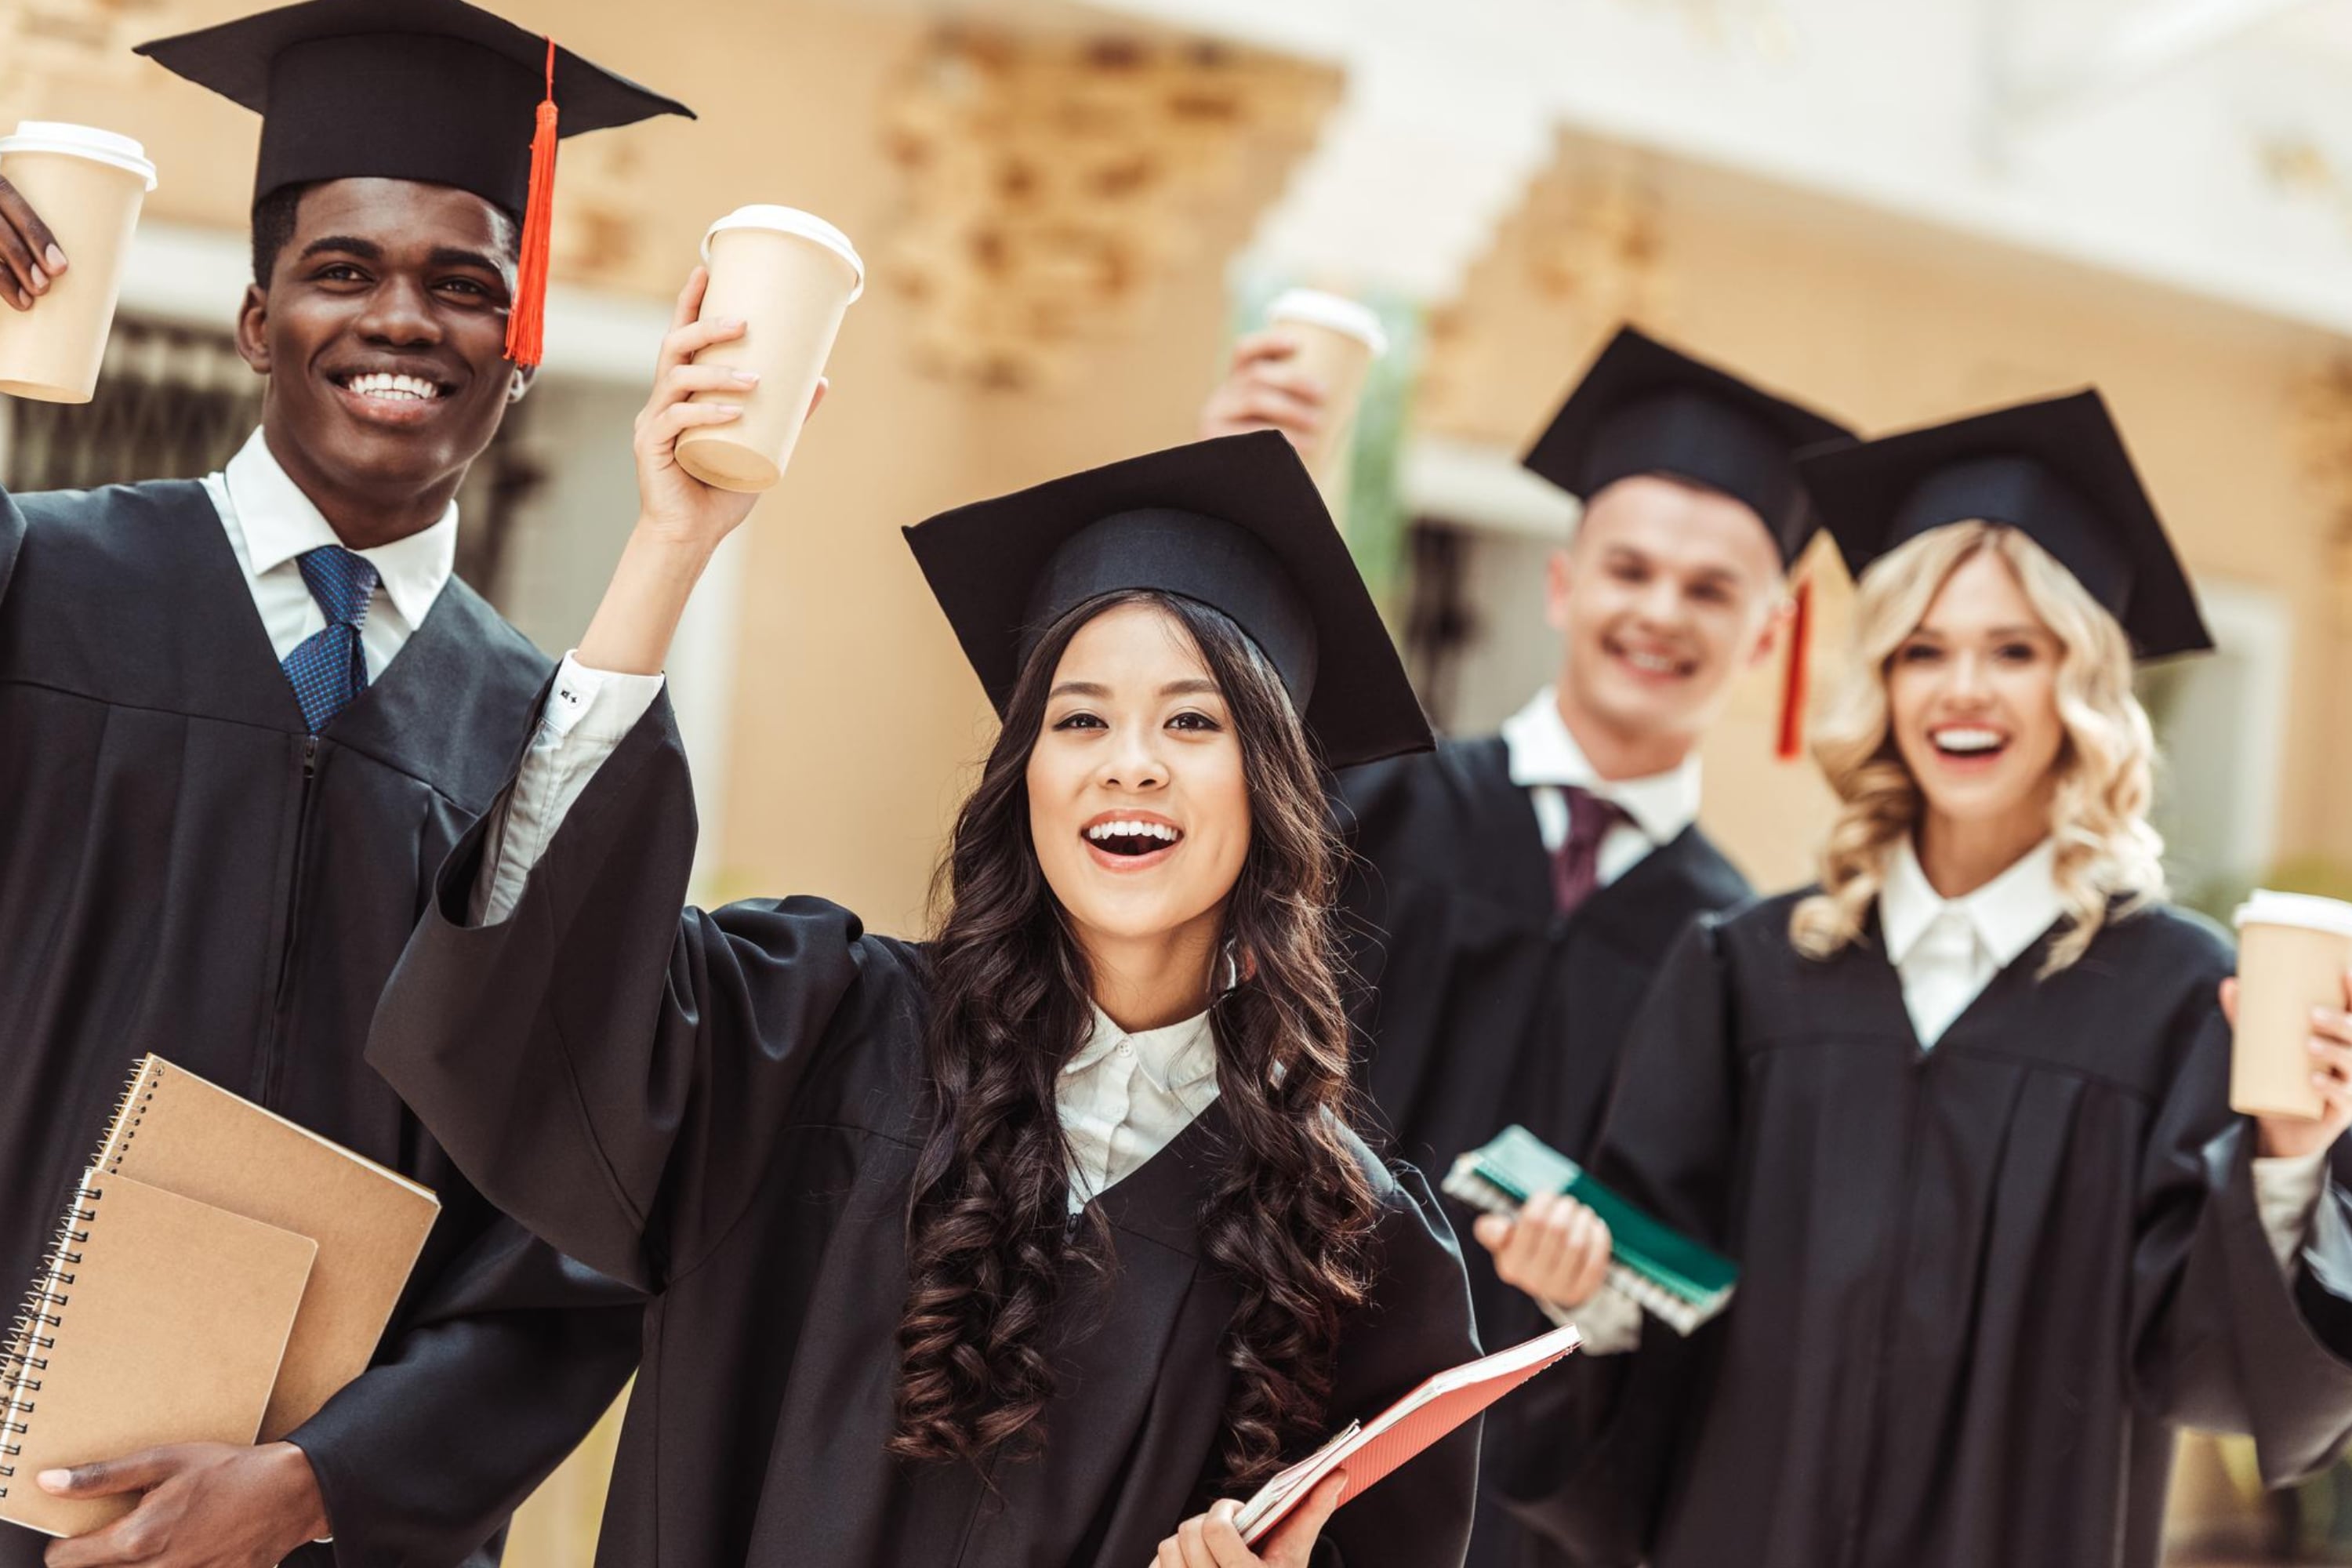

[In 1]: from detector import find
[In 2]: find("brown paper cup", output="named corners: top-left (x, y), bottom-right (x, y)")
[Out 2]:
top-left (2231, 891), bottom-right (2352, 1120)
top-left (0, 123), bottom-right (155, 404)
top-left (676, 206), bottom-right (863, 494)
top-left (1265, 289), bottom-right (1387, 492)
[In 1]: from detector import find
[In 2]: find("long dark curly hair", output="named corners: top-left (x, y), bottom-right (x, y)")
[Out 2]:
top-left (888, 587), bottom-right (1381, 1488)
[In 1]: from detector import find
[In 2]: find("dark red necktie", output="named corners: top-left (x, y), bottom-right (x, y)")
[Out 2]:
top-left (1550, 786), bottom-right (1629, 917)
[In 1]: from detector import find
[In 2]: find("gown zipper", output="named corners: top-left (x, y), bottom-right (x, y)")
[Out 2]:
top-left (255, 733), bottom-right (320, 1110)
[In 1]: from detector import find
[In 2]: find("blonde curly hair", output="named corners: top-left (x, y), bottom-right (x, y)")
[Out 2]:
top-left (1790, 522), bottom-right (2167, 973)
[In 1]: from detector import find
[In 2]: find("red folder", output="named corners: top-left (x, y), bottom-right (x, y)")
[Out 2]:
top-left (1234, 1321), bottom-right (1584, 1544)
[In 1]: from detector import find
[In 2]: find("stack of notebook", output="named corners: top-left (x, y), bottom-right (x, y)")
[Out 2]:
top-left (2, 1058), bottom-right (439, 1538)
top-left (1444, 1124), bottom-right (1738, 1336)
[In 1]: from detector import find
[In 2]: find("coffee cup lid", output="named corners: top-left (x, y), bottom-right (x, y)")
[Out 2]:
top-left (0, 121), bottom-right (157, 190)
top-left (2234, 889), bottom-right (2352, 940)
top-left (701, 205), bottom-right (864, 301)
top-left (1266, 289), bottom-right (1388, 357)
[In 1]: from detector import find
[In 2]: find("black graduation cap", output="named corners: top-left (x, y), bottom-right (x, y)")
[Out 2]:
top-left (904, 430), bottom-right (1432, 769)
top-left (1523, 325), bottom-right (1856, 565)
top-left (136, 0), bottom-right (692, 365)
top-left (1800, 390), bottom-right (2212, 659)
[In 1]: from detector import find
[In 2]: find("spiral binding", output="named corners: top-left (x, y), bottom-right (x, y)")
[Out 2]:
top-left (99, 1058), bottom-right (163, 1178)
top-left (0, 1181), bottom-right (102, 1498)
top-left (1, 1060), bottom-right (152, 1501)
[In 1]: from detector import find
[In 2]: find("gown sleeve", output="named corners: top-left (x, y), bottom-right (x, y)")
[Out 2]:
top-left (2129, 996), bottom-right (2352, 1485)
top-left (365, 691), bottom-right (880, 1294)
top-left (1489, 915), bottom-right (1740, 1566)
top-left (285, 1219), bottom-right (643, 1567)
top-left (1316, 1160), bottom-right (1484, 1568)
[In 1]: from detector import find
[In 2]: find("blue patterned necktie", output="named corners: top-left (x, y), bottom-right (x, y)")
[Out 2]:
top-left (281, 546), bottom-right (379, 733)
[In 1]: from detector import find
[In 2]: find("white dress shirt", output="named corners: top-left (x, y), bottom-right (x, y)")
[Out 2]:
top-left (201, 427), bottom-right (459, 679)
top-left (1571, 835), bottom-right (2329, 1355)
top-left (1498, 687), bottom-right (1700, 877)
top-left (474, 659), bottom-right (1222, 1207)
top-left (1061, 1004), bottom-right (1223, 1212)
top-left (1878, 836), bottom-right (2060, 1051)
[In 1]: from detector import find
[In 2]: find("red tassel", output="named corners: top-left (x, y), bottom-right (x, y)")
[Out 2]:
top-left (503, 38), bottom-right (559, 368)
top-left (1775, 575), bottom-right (1813, 763)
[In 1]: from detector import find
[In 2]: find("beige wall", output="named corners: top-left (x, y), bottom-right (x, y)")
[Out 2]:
top-left (1425, 137), bottom-right (2352, 891)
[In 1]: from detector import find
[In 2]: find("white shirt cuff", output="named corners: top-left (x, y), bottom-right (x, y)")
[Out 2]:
top-left (469, 654), bottom-right (666, 925)
top-left (1543, 1283), bottom-right (1642, 1356)
top-left (544, 652), bottom-right (666, 742)
top-left (2252, 1148), bottom-right (2330, 1275)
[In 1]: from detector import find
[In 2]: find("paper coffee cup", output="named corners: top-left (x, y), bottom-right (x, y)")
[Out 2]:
top-left (0, 122), bottom-right (156, 404)
top-left (676, 206), bottom-right (863, 494)
top-left (2230, 890), bottom-right (2352, 1120)
top-left (1265, 289), bottom-right (1387, 489)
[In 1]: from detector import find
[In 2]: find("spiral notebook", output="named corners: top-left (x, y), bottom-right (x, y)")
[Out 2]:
top-left (0, 1171), bottom-right (316, 1537)
top-left (91, 1057), bottom-right (441, 1440)
top-left (1233, 1321), bottom-right (1583, 1546)
top-left (2, 1057), bottom-right (441, 1539)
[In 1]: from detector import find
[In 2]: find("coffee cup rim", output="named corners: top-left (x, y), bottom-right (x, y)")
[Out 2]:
top-left (1266, 289), bottom-right (1388, 357)
top-left (702, 205), bottom-right (865, 301)
top-left (0, 121), bottom-right (157, 190)
top-left (2234, 889), bottom-right (2352, 940)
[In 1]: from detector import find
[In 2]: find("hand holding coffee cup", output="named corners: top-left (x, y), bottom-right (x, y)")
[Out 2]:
top-left (673, 205), bottom-right (862, 495)
top-left (1200, 329), bottom-right (1328, 447)
top-left (2228, 891), bottom-right (2352, 1157)
top-left (0, 122), bottom-right (156, 402)
top-left (635, 267), bottom-right (829, 554)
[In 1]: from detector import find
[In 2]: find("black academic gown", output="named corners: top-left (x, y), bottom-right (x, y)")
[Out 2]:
top-left (0, 481), bottom-right (642, 1568)
top-left (364, 694), bottom-right (1484, 1568)
top-left (1334, 735), bottom-right (1749, 1568)
top-left (1499, 891), bottom-right (2352, 1568)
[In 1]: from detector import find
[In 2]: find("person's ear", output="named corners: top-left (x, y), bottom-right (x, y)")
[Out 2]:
top-left (1544, 545), bottom-right (1575, 634)
top-left (1747, 590), bottom-right (1795, 670)
top-left (506, 362), bottom-right (539, 404)
top-left (235, 283), bottom-right (270, 376)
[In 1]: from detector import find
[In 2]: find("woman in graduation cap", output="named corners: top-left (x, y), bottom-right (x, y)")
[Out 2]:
top-left (364, 274), bottom-right (1481, 1568)
top-left (1480, 390), bottom-right (2352, 1568)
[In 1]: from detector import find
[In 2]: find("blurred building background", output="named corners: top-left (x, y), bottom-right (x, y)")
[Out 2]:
top-left (3, 0), bottom-right (2351, 1559)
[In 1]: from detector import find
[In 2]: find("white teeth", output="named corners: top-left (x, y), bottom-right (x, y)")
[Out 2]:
top-left (1621, 648), bottom-right (1682, 674)
top-left (346, 372), bottom-right (442, 402)
top-left (1086, 820), bottom-right (1179, 843)
top-left (1934, 727), bottom-right (2005, 753)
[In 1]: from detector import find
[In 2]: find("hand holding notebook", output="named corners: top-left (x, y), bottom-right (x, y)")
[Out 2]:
top-left (1229, 1321), bottom-right (1582, 1546)
top-left (2, 1058), bottom-right (440, 1539)
top-left (1443, 1125), bottom-right (1737, 1335)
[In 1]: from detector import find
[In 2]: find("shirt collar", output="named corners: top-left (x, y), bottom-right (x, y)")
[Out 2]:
top-left (223, 427), bottom-right (458, 631)
top-left (1498, 686), bottom-right (1702, 845)
top-left (1064, 1003), bottom-right (1221, 1097)
top-left (1880, 836), bottom-right (2064, 969)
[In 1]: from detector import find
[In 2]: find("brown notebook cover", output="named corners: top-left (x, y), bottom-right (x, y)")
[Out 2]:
top-left (0, 1171), bottom-right (315, 1537)
top-left (95, 1058), bottom-right (441, 1440)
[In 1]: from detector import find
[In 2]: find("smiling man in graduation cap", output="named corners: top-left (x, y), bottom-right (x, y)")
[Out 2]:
top-left (0, 3), bottom-right (690, 1565)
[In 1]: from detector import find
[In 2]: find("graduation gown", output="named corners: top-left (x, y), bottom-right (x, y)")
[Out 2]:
top-left (0, 481), bottom-right (642, 1567)
top-left (1334, 735), bottom-right (1748, 1568)
top-left (1500, 891), bottom-right (2352, 1568)
top-left (365, 694), bottom-right (1483, 1568)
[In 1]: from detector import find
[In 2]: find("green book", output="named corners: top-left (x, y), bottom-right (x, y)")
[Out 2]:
top-left (1443, 1125), bottom-right (1737, 1336)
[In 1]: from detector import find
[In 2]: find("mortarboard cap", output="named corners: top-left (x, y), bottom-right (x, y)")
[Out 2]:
top-left (904, 430), bottom-right (1432, 770)
top-left (137, 0), bottom-right (692, 365)
top-left (1523, 325), bottom-right (1856, 567)
top-left (1800, 389), bottom-right (2212, 660)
